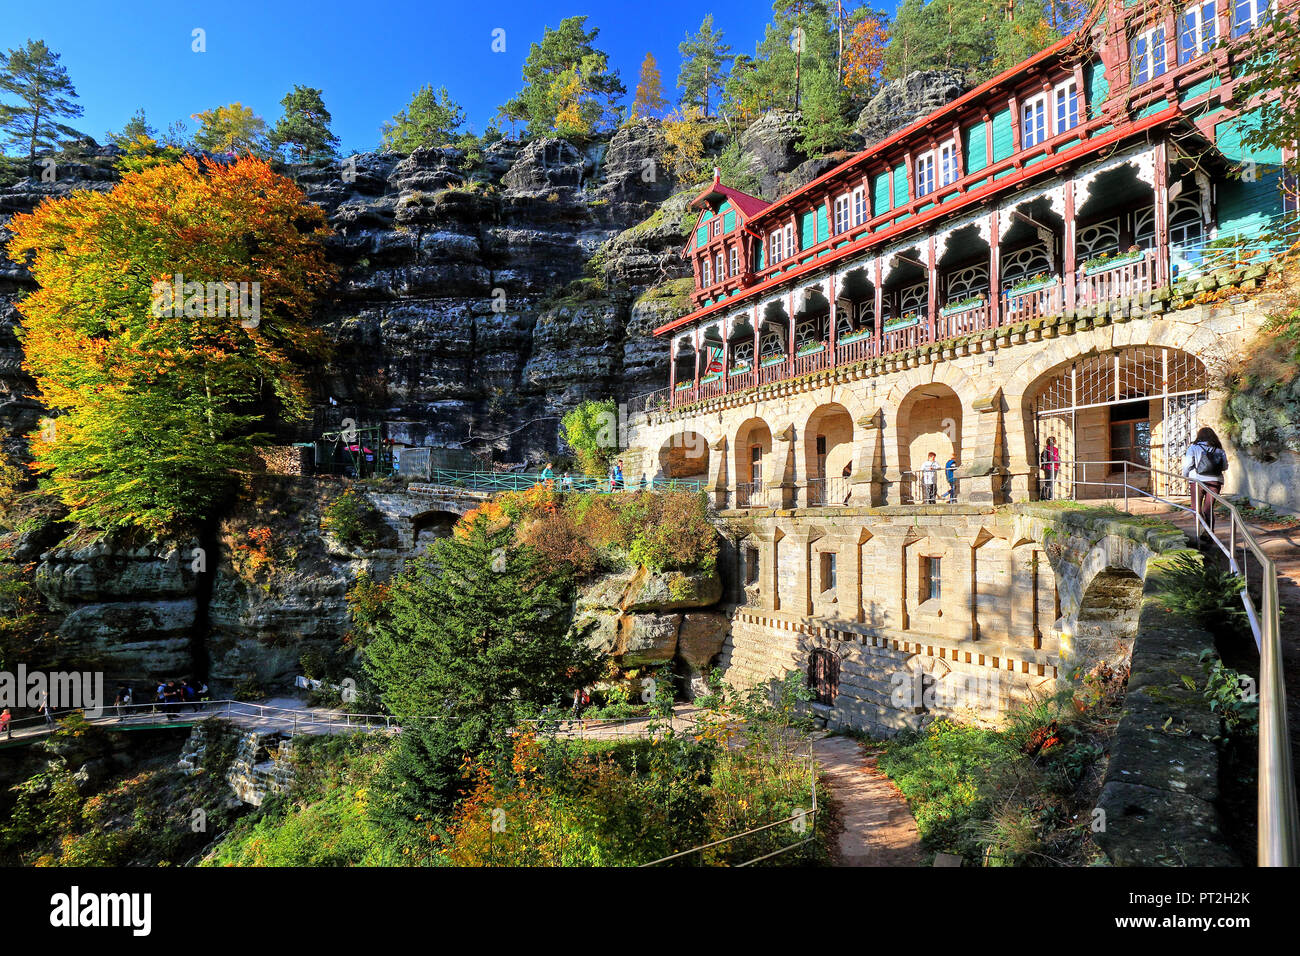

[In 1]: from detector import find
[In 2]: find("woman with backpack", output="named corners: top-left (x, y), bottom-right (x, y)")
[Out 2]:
top-left (1182, 427), bottom-right (1228, 541)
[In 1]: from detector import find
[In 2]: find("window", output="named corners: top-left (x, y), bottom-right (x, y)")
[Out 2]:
top-left (716, 252), bottom-right (725, 283)
top-left (808, 649), bottom-right (839, 706)
top-left (920, 556), bottom-right (942, 602)
top-left (769, 224), bottom-right (795, 264)
top-left (701, 259), bottom-right (711, 286)
top-left (834, 194), bottom-right (851, 233)
top-left (711, 217), bottom-right (721, 237)
top-left (750, 444), bottom-right (762, 484)
top-left (939, 142), bottom-right (959, 187)
top-left (1054, 81), bottom-right (1079, 134)
top-left (1233, 0), bottom-right (1270, 37)
top-left (744, 545), bottom-right (760, 586)
top-left (729, 246), bottom-right (739, 276)
top-left (852, 186), bottom-right (867, 225)
top-left (820, 552), bottom-right (838, 594)
top-left (1022, 95), bottom-right (1048, 148)
top-left (915, 152), bottom-right (936, 197)
top-left (1179, 1), bottom-right (1218, 63)
top-left (1109, 400), bottom-right (1151, 466)
top-left (1132, 25), bottom-right (1168, 85)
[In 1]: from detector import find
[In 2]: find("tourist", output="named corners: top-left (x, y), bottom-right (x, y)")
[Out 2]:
top-left (841, 462), bottom-right (852, 504)
top-left (114, 684), bottom-right (131, 720)
top-left (39, 690), bottom-right (54, 727)
top-left (561, 471), bottom-right (573, 492)
top-left (1183, 427), bottom-right (1228, 542)
top-left (182, 680), bottom-right (197, 712)
top-left (921, 452), bottom-right (940, 504)
top-left (613, 458), bottom-right (625, 491)
top-left (571, 687), bottom-right (590, 718)
top-left (541, 462), bottom-right (554, 485)
top-left (945, 455), bottom-right (959, 502)
top-left (0, 707), bottom-right (10, 739)
top-left (1040, 437), bottom-right (1061, 500)
top-left (607, 459), bottom-right (618, 492)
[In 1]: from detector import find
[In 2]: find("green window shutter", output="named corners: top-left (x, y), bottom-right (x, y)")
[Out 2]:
top-left (815, 206), bottom-right (828, 242)
top-left (892, 163), bottom-right (909, 206)
top-left (800, 211), bottom-right (816, 249)
top-left (696, 225), bottom-right (709, 247)
top-left (991, 109), bottom-right (1013, 161)
top-left (963, 121), bottom-right (987, 171)
top-left (873, 172), bottom-right (891, 212)
top-left (723, 210), bottom-right (736, 232)
top-left (1087, 62), bottom-right (1109, 118)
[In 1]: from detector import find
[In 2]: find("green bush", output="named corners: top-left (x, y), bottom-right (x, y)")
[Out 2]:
top-left (321, 489), bottom-right (383, 549)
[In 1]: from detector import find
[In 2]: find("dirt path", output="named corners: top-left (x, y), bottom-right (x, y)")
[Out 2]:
top-left (813, 734), bottom-right (923, 866)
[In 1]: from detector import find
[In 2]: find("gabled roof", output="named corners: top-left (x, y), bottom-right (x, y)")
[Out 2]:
top-left (692, 172), bottom-right (770, 219)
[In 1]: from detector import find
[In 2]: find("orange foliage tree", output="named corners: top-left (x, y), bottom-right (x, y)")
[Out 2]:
top-left (842, 13), bottom-right (889, 97)
top-left (5, 155), bottom-right (334, 534)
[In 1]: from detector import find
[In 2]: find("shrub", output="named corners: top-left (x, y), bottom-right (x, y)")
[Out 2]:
top-left (560, 399), bottom-right (617, 477)
top-left (321, 490), bottom-right (383, 549)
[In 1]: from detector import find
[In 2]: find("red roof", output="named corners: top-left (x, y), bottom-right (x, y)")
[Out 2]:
top-left (692, 173), bottom-right (769, 219)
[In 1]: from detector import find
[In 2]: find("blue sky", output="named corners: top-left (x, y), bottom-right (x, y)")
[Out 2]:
top-left (1, 0), bottom-right (896, 153)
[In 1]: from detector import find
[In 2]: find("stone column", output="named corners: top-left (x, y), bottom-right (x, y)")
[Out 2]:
top-left (962, 388), bottom-right (1007, 504)
top-left (852, 409), bottom-right (886, 506)
top-left (773, 423), bottom-right (798, 509)
top-left (708, 435), bottom-right (729, 510)
top-left (1063, 179), bottom-right (1077, 314)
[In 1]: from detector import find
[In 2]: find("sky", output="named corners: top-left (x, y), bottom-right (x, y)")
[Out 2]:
top-left (0, 0), bottom-right (899, 154)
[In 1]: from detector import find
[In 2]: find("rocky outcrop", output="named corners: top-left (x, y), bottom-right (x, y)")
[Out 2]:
top-left (855, 70), bottom-right (970, 146)
top-left (736, 110), bottom-right (807, 198)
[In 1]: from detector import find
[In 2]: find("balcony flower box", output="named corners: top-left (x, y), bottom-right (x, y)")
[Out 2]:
top-left (727, 364), bottom-right (751, 377)
top-left (795, 341), bottom-right (826, 357)
top-left (674, 381), bottom-right (692, 391)
top-left (837, 328), bottom-right (871, 345)
top-left (700, 371), bottom-right (723, 385)
top-left (1083, 250), bottom-right (1144, 275)
top-left (1005, 274), bottom-right (1058, 297)
top-left (760, 354), bottom-right (787, 368)
top-left (940, 296), bottom-right (984, 316)
top-left (883, 313), bottom-right (920, 332)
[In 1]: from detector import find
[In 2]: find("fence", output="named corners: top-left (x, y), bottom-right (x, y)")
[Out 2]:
top-left (421, 470), bottom-right (703, 494)
top-left (1052, 457), bottom-right (1297, 867)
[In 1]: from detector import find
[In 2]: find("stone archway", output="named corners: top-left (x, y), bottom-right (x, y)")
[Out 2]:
top-left (658, 430), bottom-right (711, 481)
top-left (734, 417), bottom-right (773, 508)
top-left (896, 383), bottom-right (962, 502)
top-left (803, 402), bottom-right (854, 505)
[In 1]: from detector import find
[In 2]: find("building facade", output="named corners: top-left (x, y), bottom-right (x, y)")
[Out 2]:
top-left (622, 0), bottom-right (1294, 731)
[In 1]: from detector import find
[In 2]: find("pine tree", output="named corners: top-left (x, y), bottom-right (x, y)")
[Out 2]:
top-left (269, 85), bottom-right (340, 162)
top-left (500, 16), bottom-right (625, 135)
top-left (798, 67), bottom-right (852, 155)
top-left (109, 108), bottom-right (155, 148)
top-left (631, 52), bottom-right (669, 119)
top-left (381, 85), bottom-right (466, 152)
top-left (678, 15), bottom-right (734, 117)
top-left (362, 515), bottom-right (597, 744)
top-left (0, 39), bottom-right (83, 164)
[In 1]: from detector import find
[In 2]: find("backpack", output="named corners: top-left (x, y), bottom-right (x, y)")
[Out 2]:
top-left (1194, 443), bottom-right (1227, 478)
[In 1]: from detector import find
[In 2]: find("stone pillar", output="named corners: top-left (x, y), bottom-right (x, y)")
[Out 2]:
top-left (708, 436), bottom-right (729, 509)
top-left (773, 423), bottom-right (798, 509)
top-left (962, 388), bottom-right (1007, 504)
top-left (851, 409), bottom-right (886, 506)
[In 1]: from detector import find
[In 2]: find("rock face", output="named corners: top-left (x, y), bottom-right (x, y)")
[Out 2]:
top-left (573, 564), bottom-right (728, 692)
top-left (855, 70), bottom-right (971, 146)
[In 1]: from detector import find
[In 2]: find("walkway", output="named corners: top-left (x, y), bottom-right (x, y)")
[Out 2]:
top-left (812, 733), bottom-right (923, 866)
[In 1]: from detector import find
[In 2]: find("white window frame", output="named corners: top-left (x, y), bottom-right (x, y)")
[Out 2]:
top-left (1054, 80), bottom-right (1080, 135)
top-left (716, 252), bottom-right (725, 283)
top-left (834, 194), bottom-right (851, 234)
top-left (852, 186), bottom-right (867, 225)
top-left (711, 217), bottom-right (721, 238)
top-left (1022, 93), bottom-right (1048, 148)
top-left (769, 229), bottom-right (784, 264)
top-left (1132, 24), bottom-right (1168, 85)
top-left (915, 152), bottom-right (936, 197)
top-left (701, 258), bottom-right (711, 286)
top-left (938, 141), bottom-right (959, 187)
top-left (729, 246), bottom-right (739, 276)
top-left (1179, 1), bottom-right (1218, 63)
top-left (1233, 0), bottom-right (1270, 37)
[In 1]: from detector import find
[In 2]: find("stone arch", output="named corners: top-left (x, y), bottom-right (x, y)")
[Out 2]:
top-left (657, 430), bottom-right (711, 480)
top-left (1071, 566), bottom-right (1143, 670)
top-left (734, 417), bottom-right (773, 505)
top-left (803, 402), bottom-right (855, 491)
top-left (896, 382), bottom-right (963, 497)
top-left (411, 509), bottom-right (462, 546)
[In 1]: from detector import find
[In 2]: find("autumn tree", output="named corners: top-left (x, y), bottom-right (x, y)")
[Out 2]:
top-left (842, 11), bottom-right (890, 96)
top-left (0, 39), bottom-right (83, 164)
top-left (108, 108), bottom-right (155, 148)
top-left (631, 52), bottom-right (669, 119)
top-left (191, 102), bottom-right (269, 156)
top-left (5, 156), bottom-right (334, 534)
top-left (270, 85), bottom-right (339, 162)
top-left (500, 16), bottom-right (625, 135)
top-left (678, 15), bottom-right (734, 117)
top-left (381, 84), bottom-right (465, 151)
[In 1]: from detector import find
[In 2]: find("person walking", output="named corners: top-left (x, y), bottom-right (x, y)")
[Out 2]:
top-left (921, 452), bottom-right (940, 504)
top-left (613, 458), bottom-right (625, 491)
top-left (540, 462), bottom-right (554, 485)
top-left (1040, 437), bottom-right (1061, 500)
top-left (945, 455), bottom-right (958, 502)
top-left (39, 691), bottom-right (54, 728)
top-left (0, 707), bottom-right (11, 739)
top-left (1182, 427), bottom-right (1228, 543)
top-left (561, 471), bottom-right (573, 492)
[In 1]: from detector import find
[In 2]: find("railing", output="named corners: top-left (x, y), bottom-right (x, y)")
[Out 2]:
top-left (936, 301), bottom-right (994, 339)
top-left (758, 358), bottom-right (789, 386)
top-left (897, 468), bottom-right (956, 505)
top-left (628, 387), bottom-right (670, 416)
top-left (421, 470), bottom-right (703, 493)
top-left (835, 332), bottom-right (876, 366)
top-left (1003, 278), bottom-right (1063, 324)
top-left (1076, 250), bottom-right (1156, 307)
top-left (698, 376), bottom-right (726, 402)
top-left (792, 344), bottom-right (831, 377)
top-left (735, 480), bottom-right (762, 508)
top-left (806, 476), bottom-right (850, 507)
top-left (1051, 458), bottom-right (1297, 867)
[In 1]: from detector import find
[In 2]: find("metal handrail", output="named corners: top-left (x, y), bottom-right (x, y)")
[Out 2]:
top-left (416, 470), bottom-right (702, 494)
top-left (1049, 456), bottom-right (1297, 866)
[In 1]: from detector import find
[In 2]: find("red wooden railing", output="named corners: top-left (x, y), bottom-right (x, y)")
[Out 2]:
top-left (1003, 279), bottom-right (1062, 325)
top-left (1075, 250), bottom-right (1156, 308)
top-left (758, 359), bottom-right (789, 385)
top-left (935, 301), bottom-right (994, 339)
top-left (880, 317), bottom-right (927, 354)
top-left (792, 344), bottom-right (831, 377)
top-left (835, 332), bottom-right (875, 366)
